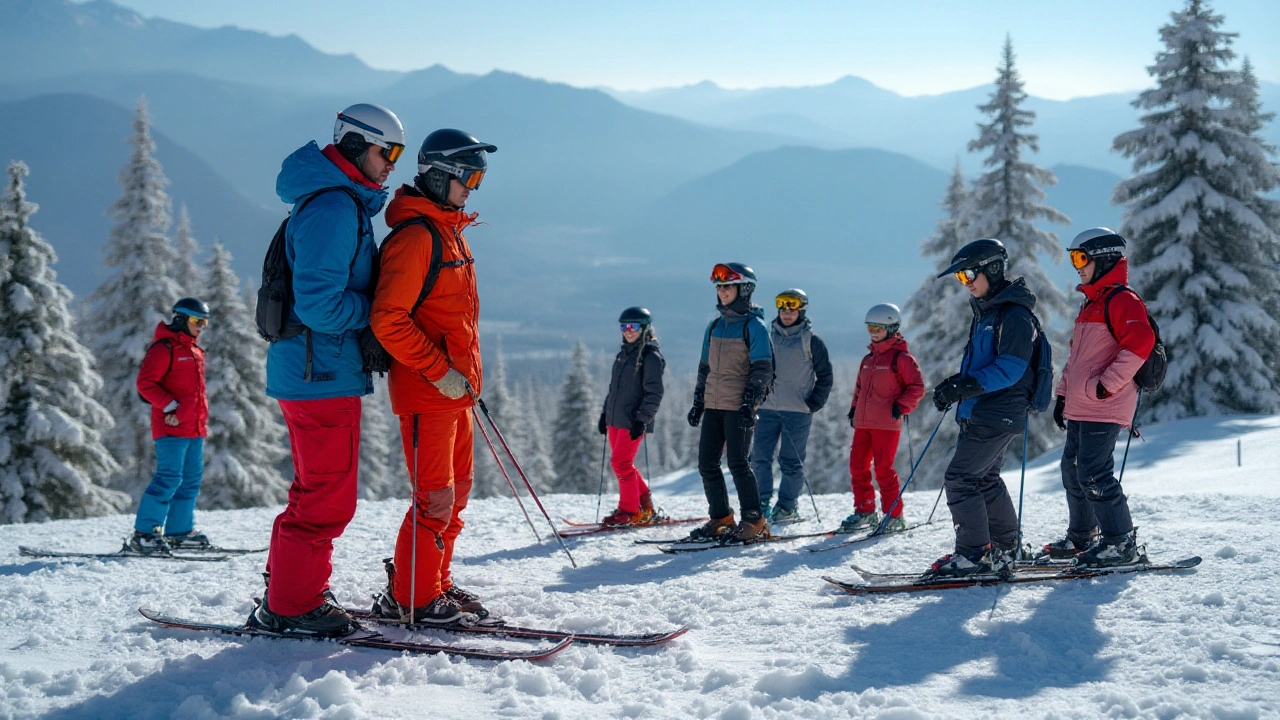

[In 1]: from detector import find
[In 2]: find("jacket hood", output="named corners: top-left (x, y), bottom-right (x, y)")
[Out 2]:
top-left (1079, 257), bottom-right (1131, 302)
top-left (153, 321), bottom-right (196, 346)
top-left (385, 185), bottom-right (478, 232)
top-left (867, 333), bottom-right (908, 355)
top-left (772, 317), bottom-right (811, 336)
top-left (276, 141), bottom-right (388, 216)
top-left (972, 277), bottom-right (1037, 316)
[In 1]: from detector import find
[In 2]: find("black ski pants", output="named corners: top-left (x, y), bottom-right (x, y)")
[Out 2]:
top-left (1060, 420), bottom-right (1133, 542)
top-left (943, 421), bottom-right (1020, 558)
top-left (698, 409), bottom-right (762, 522)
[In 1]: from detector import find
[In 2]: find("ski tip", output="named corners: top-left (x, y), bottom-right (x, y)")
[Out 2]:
top-left (1177, 556), bottom-right (1203, 568)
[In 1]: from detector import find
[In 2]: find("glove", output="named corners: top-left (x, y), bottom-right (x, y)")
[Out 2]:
top-left (629, 421), bottom-right (645, 441)
top-left (933, 375), bottom-right (982, 412)
top-left (432, 368), bottom-right (469, 400)
top-left (687, 393), bottom-right (704, 428)
top-left (1096, 382), bottom-right (1112, 400)
top-left (738, 404), bottom-right (756, 431)
top-left (164, 414), bottom-right (180, 427)
top-left (847, 406), bottom-right (856, 428)
top-left (597, 412), bottom-right (607, 435)
top-left (891, 403), bottom-right (904, 420)
top-left (1053, 396), bottom-right (1066, 430)
top-left (359, 326), bottom-right (391, 375)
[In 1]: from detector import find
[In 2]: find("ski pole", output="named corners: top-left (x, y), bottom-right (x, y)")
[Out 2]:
top-left (1015, 410), bottom-right (1029, 559)
top-left (780, 423), bottom-right (821, 524)
top-left (872, 406), bottom-right (949, 536)
top-left (926, 483), bottom-right (946, 525)
top-left (594, 436), bottom-right (608, 523)
top-left (407, 414), bottom-right (419, 622)
top-left (904, 413), bottom-right (915, 469)
top-left (470, 387), bottom-right (578, 568)
top-left (473, 411), bottom-right (541, 542)
top-left (1118, 389), bottom-right (1142, 483)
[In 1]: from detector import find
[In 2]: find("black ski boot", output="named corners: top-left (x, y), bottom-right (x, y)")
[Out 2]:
top-left (248, 574), bottom-right (357, 637)
top-left (1040, 529), bottom-right (1099, 560)
top-left (445, 585), bottom-right (491, 620)
top-left (163, 529), bottom-right (211, 549)
top-left (128, 528), bottom-right (171, 554)
top-left (1074, 530), bottom-right (1145, 568)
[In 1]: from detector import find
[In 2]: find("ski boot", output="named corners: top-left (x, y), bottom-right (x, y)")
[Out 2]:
top-left (163, 529), bottom-right (211, 550)
top-left (249, 573), bottom-right (357, 637)
top-left (837, 511), bottom-right (880, 534)
top-left (1039, 529), bottom-right (1099, 560)
top-left (128, 527), bottom-right (171, 554)
top-left (1074, 530), bottom-right (1145, 568)
top-left (444, 585), bottom-right (492, 621)
top-left (925, 544), bottom-right (1004, 578)
top-left (686, 513), bottom-right (735, 542)
top-left (638, 490), bottom-right (657, 523)
top-left (729, 516), bottom-right (770, 545)
top-left (881, 516), bottom-right (908, 533)
top-left (770, 506), bottom-right (802, 525)
top-left (601, 508), bottom-right (638, 527)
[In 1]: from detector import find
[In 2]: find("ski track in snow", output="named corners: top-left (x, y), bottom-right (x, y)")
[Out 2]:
top-left (1, 415), bottom-right (1277, 719)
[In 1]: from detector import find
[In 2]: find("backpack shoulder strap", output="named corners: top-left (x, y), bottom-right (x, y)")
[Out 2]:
top-left (382, 217), bottom-right (445, 317)
top-left (146, 338), bottom-right (175, 376)
top-left (1102, 285), bottom-right (1133, 341)
top-left (291, 186), bottom-right (367, 276)
top-left (802, 328), bottom-right (813, 361)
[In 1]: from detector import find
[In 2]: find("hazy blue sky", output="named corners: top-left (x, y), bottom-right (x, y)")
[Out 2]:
top-left (110, 0), bottom-right (1278, 99)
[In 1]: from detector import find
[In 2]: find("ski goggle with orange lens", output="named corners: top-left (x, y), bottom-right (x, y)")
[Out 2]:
top-left (866, 323), bottom-right (887, 332)
top-left (620, 322), bottom-right (644, 333)
top-left (776, 295), bottom-right (806, 310)
top-left (381, 143), bottom-right (405, 163)
top-left (953, 268), bottom-right (979, 285)
top-left (710, 264), bottom-right (744, 284)
top-left (187, 316), bottom-right (209, 327)
top-left (1069, 249), bottom-right (1092, 269)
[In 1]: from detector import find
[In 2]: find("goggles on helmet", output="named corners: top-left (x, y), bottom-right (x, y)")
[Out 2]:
top-left (953, 268), bottom-right (979, 285)
top-left (431, 161), bottom-right (486, 190)
top-left (711, 264), bottom-right (745, 284)
top-left (1069, 249), bottom-right (1092, 270)
top-left (776, 295), bottom-right (806, 311)
top-left (186, 315), bottom-right (209, 327)
top-left (866, 323), bottom-right (887, 332)
top-left (382, 143), bottom-right (405, 163)
top-left (620, 322), bottom-right (643, 333)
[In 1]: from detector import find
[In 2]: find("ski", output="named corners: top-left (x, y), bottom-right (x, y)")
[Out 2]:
top-left (138, 608), bottom-right (573, 661)
top-left (556, 517), bottom-right (705, 539)
top-left (823, 556), bottom-right (1202, 595)
top-left (657, 530), bottom-right (835, 554)
top-left (805, 521), bottom-right (937, 553)
top-left (20, 545), bottom-right (230, 562)
top-left (344, 609), bottom-right (689, 647)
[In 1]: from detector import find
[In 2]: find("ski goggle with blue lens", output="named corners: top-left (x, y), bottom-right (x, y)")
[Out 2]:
top-left (620, 322), bottom-right (644, 333)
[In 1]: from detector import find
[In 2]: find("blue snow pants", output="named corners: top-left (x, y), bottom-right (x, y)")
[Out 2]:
top-left (134, 436), bottom-right (205, 535)
top-left (750, 409), bottom-right (813, 513)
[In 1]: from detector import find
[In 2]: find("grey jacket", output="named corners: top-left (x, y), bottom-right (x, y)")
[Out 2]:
top-left (760, 317), bottom-right (834, 414)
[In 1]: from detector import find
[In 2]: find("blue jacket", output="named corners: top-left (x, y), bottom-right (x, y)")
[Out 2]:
top-left (957, 278), bottom-right (1037, 432)
top-left (265, 142), bottom-right (387, 400)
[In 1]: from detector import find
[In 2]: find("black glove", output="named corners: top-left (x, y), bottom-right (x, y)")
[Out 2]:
top-left (629, 421), bottom-right (645, 440)
top-left (359, 326), bottom-right (391, 375)
top-left (891, 403), bottom-right (904, 420)
top-left (738, 404), bottom-right (756, 431)
top-left (933, 375), bottom-right (982, 412)
top-left (597, 412), bottom-right (607, 435)
top-left (847, 406), bottom-right (856, 428)
top-left (1052, 396), bottom-right (1066, 430)
top-left (687, 393), bottom-right (705, 428)
top-left (1096, 382), bottom-right (1112, 400)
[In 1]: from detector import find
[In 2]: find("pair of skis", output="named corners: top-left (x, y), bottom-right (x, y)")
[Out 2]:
top-left (555, 516), bottom-right (705, 539)
top-left (645, 520), bottom-right (935, 554)
top-left (19, 542), bottom-right (265, 562)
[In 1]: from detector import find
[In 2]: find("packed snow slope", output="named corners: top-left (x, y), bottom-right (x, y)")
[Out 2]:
top-left (1, 414), bottom-right (1277, 719)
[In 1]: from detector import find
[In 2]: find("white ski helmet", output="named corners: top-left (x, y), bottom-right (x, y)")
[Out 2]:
top-left (333, 103), bottom-right (406, 161)
top-left (865, 303), bottom-right (901, 334)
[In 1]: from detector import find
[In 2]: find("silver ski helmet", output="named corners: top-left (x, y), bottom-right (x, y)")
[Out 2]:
top-left (415, 128), bottom-right (497, 204)
top-left (776, 288), bottom-right (809, 321)
top-left (334, 103), bottom-right (406, 164)
top-left (1069, 227), bottom-right (1127, 280)
top-left (937, 238), bottom-right (1007, 286)
top-left (864, 303), bottom-right (900, 335)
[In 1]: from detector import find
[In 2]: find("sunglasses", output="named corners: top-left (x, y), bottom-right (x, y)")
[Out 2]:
top-left (381, 143), bottom-right (405, 164)
top-left (188, 316), bottom-right (209, 327)
top-left (1069, 249), bottom-right (1092, 270)
top-left (953, 268), bottom-right (979, 285)
top-left (866, 323), bottom-right (887, 332)
top-left (776, 296), bottom-right (805, 311)
top-left (620, 322), bottom-right (644, 333)
top-left (710, 264), bottom-right (743, 284)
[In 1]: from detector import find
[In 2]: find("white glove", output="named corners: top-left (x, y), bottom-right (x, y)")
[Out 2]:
top-left (432, 368), bottom-right (469, 400)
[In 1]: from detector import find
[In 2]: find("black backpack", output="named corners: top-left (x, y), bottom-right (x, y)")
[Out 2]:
top-left (1103, 285), bottom-right (1168, 393)
top-left (991, 305), bottom-right (1055, 413)
top-left (380, 217), bottom-right (464, 318)
top-left (136, 338), bottom-right (174, 404)
top-left (255, 187), bottom-right (364, 342)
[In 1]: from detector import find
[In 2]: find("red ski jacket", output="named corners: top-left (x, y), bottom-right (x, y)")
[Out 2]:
top-left (851, 334), bottom-right (925, 431)
top-left (136, 322), bottom-right (207, 439)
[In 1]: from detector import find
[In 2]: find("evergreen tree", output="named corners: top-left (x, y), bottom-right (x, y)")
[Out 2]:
top-left (512, 378), bottom-right (556, 494)
top-left (89, 97), bottom-right (182, 496)
top-left (805, 376), bottom-right (853, 495)
top-left (473, 338), bottom-right (514, 498)
top-left (170, 204), bottom-right (202, 298)
top-left (358, 376), bottom-right (401, 500)
top-left (966, 37), bottom-right (1070, 459)
top-left (198, 242), bottom-right (288, 509)
top-left (551, 341), bottom-right (597, 492)
top-left (903, 162), bottom-right (973, 488)
top-left (1112, 0), bottom-right (1280, 420)
top-left (0, 161), bottom-right (128, 522)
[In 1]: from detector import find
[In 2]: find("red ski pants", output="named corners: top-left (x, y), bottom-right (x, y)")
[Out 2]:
top-left (392, 408), bottom-right (473, 609)
top-left (849, 427), bottom-right (903, 517)
top-left (607, 427), bottom-right (649, 513)
top-left (267, 396), bottom-right (361, 616)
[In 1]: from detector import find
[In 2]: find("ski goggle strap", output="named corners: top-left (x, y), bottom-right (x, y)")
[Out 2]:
top-left (1069, 249), bottom-right (1091, 269)
top-left (711, 263), bottom-right (744, 284)
top-left (430, 161), bottom-right (486, 190)
top-left (776, 295), bottom-right (806, 310)
top-left (620, 322), bottom-right (644, 333)
top-left (953, 268), bottom-right (979, 285)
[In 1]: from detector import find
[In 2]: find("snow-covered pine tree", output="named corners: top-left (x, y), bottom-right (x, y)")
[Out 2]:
top-left (551, 341), bottom-right (597, 493)
top-left (89, 98), bottom-right (182, 496)
top-left (472, 338), bottom-right (514, 498)
top-left (198, 242), bottom-right (288, 509)
top-left (508, 378), bottom-right (557, 495)
top-left (804, 373), bottom-right (853, 495)
top-left (0, 161), bottom-right (128, 522)
top-left (1112, 0), bottom-right (1280, 420)
top-left (170, 204), bottom-right (203, 298)
top-left (966, 36), bottom-right (1071, 459)
top-left (358, 376), bottom-right (401, 500)
top-left (903, 162), bottom-right (973, 488)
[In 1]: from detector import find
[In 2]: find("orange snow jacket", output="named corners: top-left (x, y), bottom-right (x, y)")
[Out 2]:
top-left (371, 186), bottom-right (483, 416)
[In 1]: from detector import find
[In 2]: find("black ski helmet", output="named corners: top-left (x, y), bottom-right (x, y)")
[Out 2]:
top-left (172, 297), bottom-right (210, 320)
top-left (618, 307), bottom-right (652, 325)
top-left (415, 128), bottom-right (497, 205)
top-left (937, 238), bottom-right (1007, 284)
top-left (1069, 227), bottom-right (1127, 281)
top-left (711, 262), bottom-right (757, 303)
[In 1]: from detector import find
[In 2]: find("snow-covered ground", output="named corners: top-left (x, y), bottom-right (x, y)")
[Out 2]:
top-left (1, 414), bottom-right (1278, 719)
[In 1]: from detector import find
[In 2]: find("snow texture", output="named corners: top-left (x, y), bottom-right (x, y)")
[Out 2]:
top-left (0, 412), bottom-right (1276, 719)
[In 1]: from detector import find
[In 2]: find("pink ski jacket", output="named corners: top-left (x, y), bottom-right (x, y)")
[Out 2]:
top-left (1056, 258), bottom-right (1156, 428)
